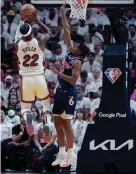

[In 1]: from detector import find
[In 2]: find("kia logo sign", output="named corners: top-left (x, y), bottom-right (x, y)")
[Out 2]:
top-left (89, 140), bottom-right (134, 150)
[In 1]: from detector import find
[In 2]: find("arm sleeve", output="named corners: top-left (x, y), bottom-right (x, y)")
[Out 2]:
top-left (14, 20), bottom-right (24, 43)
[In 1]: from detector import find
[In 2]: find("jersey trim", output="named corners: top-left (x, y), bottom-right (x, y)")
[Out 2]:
top-left (37, 94), bottom-right (50, 101)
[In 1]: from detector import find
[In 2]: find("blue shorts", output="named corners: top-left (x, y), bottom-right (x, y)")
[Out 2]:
top-left (53, 87), bottom-right (77, 116)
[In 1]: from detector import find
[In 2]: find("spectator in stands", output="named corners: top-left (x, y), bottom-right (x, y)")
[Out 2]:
top-left (31, 105), bottom-right (41, 126)
top-left (1, 109), bottom-right (12, 172)
top-left (1, 24), bottom-right (13, 50)
top-left (43, 42), bottom-right (53, 60)
top-left (8, 87), bottom-right (18, 99)
top-left (73, 109), bottom-right (88, 154)
top-left (126, 8), bottom-right (136, 28)
top-left (8, 95), bottom-right (18, 110)
top-left (94, 42), bottom-right (104, 64)
top-left (48, 22), bottom-right (61, 50)
top-left (5, 10), bottom-right (18, 39)
top-left (53, 44), bottom-right (64, 61)
top-left (129, 24), bottom-right (136, 41)
top-left (12, 71), bottom-right (20, 89)
top-left (82, 52), bottom-right (101, 73)
top-left (11, 5), bottom-right (20, 24)
top-left (34, 114), bottom-right (58, 172)
top-left (90, 86), bottom-right (102, 115)
top-left (10, 0), bottom-right (22, 11)
top-left (77, 20), bottom-right (89, 36)
top-left (84, 32), bottom-right (93, 49)
top-left (85, 9), bottom-right (98, 26)
top-left (75, 85), bottom-right (91, 118)
top-left (71, 24), bottom-right (83, 42)
top-left (0, 109), bottom-right (12, 141)
top-left (48, 81), bottom-right (56, 107)
top-left (0, 96), bottom-right (8, 113)
top-left (4, 109), bottom-right (20, 126)
top-left (15, 102), bottom-right (21, 117)
top-left (45, 8), bottom-right (59, 26)
top-left (6, 114), bottom-right (33, 173)
top-left (85, 67), bottom-right (102, 96)
top-left (1, 75), bottom-right (14, 102)
top-left (77, 70), bottom-right (93, 91)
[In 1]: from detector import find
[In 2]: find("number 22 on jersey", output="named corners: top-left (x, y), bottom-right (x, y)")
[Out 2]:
top-left (23, 54), bottom-right (39, 67)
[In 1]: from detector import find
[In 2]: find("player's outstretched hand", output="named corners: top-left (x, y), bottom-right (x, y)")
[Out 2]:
top-left (49, 63), bottom-right (59, 75)
top-left (60, 1), bottom-right (66, 13)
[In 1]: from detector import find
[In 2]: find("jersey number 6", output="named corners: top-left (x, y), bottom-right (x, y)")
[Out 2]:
top-left (23, 54), bottom-right (39, 67)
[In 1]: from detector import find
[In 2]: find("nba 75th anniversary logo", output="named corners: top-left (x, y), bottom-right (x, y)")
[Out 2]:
top-left (104, 68), bottom-right (122, 84)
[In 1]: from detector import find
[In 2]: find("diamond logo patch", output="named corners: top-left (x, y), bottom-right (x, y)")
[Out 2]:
top-left (104, 68), bottom-right (122, 84)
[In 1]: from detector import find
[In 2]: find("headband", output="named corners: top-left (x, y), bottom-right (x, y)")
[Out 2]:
top-left (21, 24), bottom-right (32, 37)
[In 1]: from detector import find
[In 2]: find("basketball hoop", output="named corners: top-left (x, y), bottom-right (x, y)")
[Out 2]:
top-left (67, 0), bottom-right (88, 20)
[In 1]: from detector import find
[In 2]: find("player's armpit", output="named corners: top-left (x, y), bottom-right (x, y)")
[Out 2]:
top-left (58, 60), bottom-right (82, 85)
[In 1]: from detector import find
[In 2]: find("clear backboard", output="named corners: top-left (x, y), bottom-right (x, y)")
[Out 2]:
top-left (31, 0), bottom-right (134, 5)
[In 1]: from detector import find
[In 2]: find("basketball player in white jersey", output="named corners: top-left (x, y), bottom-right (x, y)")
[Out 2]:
top-left (14, 16), bottom-right (51, 135)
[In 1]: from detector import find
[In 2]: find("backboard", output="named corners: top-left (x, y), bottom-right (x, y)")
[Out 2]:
top-left (31, 0), bottom-right (134, 6)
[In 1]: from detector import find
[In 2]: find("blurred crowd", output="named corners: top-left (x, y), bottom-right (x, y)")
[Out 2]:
top-left (1, 0), bottom-right (136, 173)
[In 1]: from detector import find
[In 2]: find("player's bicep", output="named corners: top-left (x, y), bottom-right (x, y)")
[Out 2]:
top-left (72, 61), bottom-right (82, 83)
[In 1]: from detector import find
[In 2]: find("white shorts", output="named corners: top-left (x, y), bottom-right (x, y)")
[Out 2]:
top-left (20, 74), bottom-right (49, 103)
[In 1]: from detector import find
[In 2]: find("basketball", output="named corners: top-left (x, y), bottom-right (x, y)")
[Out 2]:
top-left (20, 4), bottom-right (36, 21)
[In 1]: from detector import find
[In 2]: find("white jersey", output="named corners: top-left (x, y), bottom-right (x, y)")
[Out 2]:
top-left (17, 38), bottom-right (44, 75)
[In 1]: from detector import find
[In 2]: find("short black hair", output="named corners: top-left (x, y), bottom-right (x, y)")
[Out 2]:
top-left (129, 24), bottom-right (136, 30)
top-left (20, 23), bottom-right (30, 35)
top-left (80, 70), bottom-right (88, 77)
top-left (78, 41), bottom-right (91, 58)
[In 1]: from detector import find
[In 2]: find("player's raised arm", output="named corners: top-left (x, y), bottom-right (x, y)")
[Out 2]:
top-left (14, 16), bottom-right (25, 49)
top-left (60, 4), bottom-right (73, 50)
top-left (35, 15), bottom-right (52, 39)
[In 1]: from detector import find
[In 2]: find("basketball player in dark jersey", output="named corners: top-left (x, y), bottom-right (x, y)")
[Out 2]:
top-left (50, 4), bottom-right (91, 167)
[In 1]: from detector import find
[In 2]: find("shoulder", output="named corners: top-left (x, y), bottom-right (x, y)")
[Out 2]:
top-left (73, 59), bottom-right (82, 68)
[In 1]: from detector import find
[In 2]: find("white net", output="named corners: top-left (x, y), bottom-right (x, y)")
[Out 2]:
top-left (67, 0), bottom-right (88, 20)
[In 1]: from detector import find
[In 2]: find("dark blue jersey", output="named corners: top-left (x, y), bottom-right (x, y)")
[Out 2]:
top-left (58, 52), bottom-right (83, 90)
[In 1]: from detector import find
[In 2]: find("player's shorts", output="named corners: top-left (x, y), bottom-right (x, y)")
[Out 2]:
top-left (53, 86), bottom-right (77, 119)
top-left (20, 74), bottom-right (49, 103)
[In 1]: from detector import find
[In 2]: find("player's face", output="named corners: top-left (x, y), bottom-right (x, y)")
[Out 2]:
top-left (72, 44), bottom-right (82, 56)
